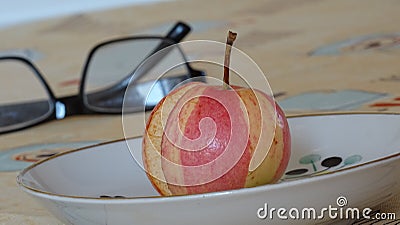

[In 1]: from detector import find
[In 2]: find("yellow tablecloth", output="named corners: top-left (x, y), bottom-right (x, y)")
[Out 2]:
top-left (0, 0), bottom-right (399, 224)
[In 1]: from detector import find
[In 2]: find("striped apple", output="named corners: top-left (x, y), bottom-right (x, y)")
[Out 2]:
top-left (142, 31), bottom-right (290, 196)
top-left (143, 82), bottom-right (290, 196)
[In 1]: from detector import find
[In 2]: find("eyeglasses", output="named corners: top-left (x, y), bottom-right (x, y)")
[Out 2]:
top-left (0, 21), bottom-right (205, 134)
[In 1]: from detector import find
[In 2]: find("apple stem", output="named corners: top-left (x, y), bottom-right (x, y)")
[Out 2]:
top-left (223, 31), bottom-right (237, 89)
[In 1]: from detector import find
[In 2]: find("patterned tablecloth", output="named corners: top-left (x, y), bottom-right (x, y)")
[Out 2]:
top-left (0, 0), bottom-right (399, 224)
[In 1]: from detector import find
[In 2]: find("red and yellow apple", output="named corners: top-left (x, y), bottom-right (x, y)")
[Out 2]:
top-left (142, 32), bottom-right (291, 196)
top-left (142, 82), bottom-right (290, 196)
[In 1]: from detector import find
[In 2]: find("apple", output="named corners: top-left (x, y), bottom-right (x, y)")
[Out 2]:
top-left (142, 31), bottom-right (291, 196)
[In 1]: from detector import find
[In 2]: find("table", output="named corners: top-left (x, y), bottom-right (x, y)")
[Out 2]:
top-left (0, 0), bottom-right (399, 224)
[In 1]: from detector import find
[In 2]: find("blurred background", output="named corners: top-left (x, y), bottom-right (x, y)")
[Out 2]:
top-left (0, 0), bottom-right (167, 28)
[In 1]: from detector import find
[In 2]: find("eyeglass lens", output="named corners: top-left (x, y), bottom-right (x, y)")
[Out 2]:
top-left (0, 58), bottom-right (53, 133)
top-left (83, 38), bottom-right (191, 113)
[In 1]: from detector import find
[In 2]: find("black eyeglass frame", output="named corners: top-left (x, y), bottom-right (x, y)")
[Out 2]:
top-left (0, 22), bottom-right (205, 134)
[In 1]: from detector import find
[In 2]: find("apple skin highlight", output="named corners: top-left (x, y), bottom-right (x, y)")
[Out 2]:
top-left (142, 82), bottom-right (291, 196)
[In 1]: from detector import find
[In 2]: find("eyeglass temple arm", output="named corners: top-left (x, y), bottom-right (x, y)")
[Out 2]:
top-left (166, 21), bottom-right (192, 44)
top-left (160, 22), bottom-right (204, 76)
top-left (166, 22), bottom-right (204, 76)
top-left (131, 21), bottom-right (203, 80)
top-left (126, 21), bottom-right (205, 85)
top-left (114, 21), bottom-right (197, 91)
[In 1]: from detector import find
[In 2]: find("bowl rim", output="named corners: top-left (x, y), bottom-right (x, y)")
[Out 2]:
top-left (16, 111), bottom-right (400, 203)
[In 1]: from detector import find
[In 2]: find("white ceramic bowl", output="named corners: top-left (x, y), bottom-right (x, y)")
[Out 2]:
top-left (17, 113), bottom-right (400, 225)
